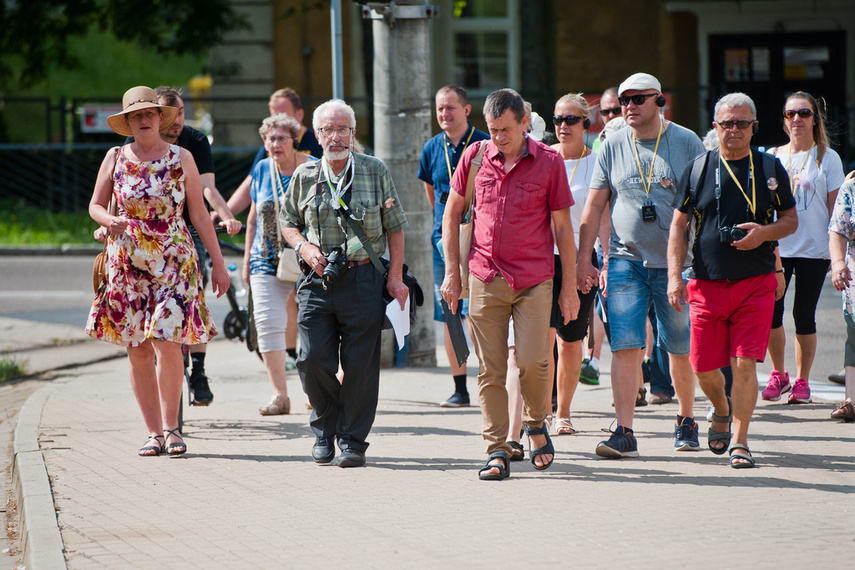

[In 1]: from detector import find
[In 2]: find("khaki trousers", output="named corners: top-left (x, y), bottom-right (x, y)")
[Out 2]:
top-left (468, 273), bottom-right (553, 455)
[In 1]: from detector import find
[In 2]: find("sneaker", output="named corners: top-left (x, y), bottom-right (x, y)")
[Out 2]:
top-left (440, 392), bottom-right (470, 408)
top-left (788, 378), bottom-right (811, 404)
top-left (674, 417), bottom-right (700, 451)
top-left (285, 356), bottom-right (297, 371)
top-left (189, 372), bottom-right (214, 405)
top-left (761, 370), bottom-right (791, 401)
top-left (579, 358), bottom-right (600, 386)
top-left (595, 425), bottom-right (639, 458)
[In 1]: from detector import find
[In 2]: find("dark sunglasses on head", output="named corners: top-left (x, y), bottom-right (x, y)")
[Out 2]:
top-left (783, 108), bottom-right (814, 120)
top-left (618, 93), bottom-right (658, 106)
top-left (601, 107), bottom-right (622, 117)
top-left (552, 115), bottom-right (585, 126)
top-left (716, 119), bottom-right (755, 130)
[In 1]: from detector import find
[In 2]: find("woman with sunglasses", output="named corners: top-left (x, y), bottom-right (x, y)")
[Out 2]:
top-left (762, 92), bottom-right (846, 404)
top-left (548, 93), bottom-right (608, 435)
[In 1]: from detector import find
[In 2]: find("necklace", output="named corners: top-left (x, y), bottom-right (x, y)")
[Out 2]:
top-left (786, 142), bottom-right (815, 196)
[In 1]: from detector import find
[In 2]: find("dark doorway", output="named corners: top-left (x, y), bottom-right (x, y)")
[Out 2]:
top-left (709, 31), bottom-right (846, 157)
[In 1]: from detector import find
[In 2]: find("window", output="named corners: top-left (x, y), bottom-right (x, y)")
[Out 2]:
top-left (447, 0), bottom-right (519, 93)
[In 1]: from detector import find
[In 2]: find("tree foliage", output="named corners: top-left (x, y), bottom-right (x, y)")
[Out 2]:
top-left (0, 0), bottom-right (250, 89)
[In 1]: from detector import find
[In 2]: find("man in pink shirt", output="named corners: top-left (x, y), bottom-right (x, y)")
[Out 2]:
top-left (441, 88), bottom-right (580, 480)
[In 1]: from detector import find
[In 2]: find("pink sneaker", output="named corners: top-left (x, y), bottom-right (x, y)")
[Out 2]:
top-left (788, 378), bottom-right (811, 404)
top-left (761, 370), bottom-right (791, 401)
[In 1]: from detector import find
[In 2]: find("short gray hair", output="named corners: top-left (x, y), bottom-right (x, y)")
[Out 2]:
top-left (313, 99), bottom-right (356, 131)
top-left (714, 92), bottom-right (756, 120)
top-left (259, 113), bottom-right (302, 141)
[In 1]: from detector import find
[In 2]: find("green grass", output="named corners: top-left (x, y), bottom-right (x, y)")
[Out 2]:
top-left (0, 199), bottom-right (248, 247)
top-left (0, 357), bottom-right (28, 383)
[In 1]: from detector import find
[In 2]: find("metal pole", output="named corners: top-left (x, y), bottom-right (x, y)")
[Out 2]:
top-left (370, 1), bottom-right (437, 367)
top-left (330, 0), bottom-right (344, 99)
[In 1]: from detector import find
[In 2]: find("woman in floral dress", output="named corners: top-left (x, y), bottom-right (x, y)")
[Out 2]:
top-left (86, 86), bottom-right (230, 456)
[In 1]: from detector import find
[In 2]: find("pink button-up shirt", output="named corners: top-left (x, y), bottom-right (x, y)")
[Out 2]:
top-left (451, 135), bottom-right (572, 291)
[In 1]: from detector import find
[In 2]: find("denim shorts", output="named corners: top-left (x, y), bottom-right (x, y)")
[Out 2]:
top-left (606, 257), bottom-right (690, 354)
top-left (432, 249), bottom-right (468, 322)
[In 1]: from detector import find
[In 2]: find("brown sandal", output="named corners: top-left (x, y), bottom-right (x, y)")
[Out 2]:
top-left (259, 394), bottom-right (291, 416)
top-left (831, 399), bottom-right (855, 422)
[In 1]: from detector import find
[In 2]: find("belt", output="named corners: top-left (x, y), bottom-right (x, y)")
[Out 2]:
top-left (346, 258), bottom-right (371, 268)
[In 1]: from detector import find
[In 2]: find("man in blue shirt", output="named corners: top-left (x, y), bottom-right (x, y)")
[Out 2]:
top-left (418, 85), bottom-right (489, 408)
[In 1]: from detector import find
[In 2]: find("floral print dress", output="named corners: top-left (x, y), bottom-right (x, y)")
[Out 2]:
top-left (829, 178), bottom-right (855, 316)
top-left (85, 144), bottom-right (217, 347)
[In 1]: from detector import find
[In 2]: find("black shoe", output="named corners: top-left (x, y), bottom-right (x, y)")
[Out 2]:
top-left (595, 425), bottom-right (639, 459)
top-left (440, 392), bottom-right (470, 408)
top-left (335, 448), bottom-right (366, 468)
top-left (828, 370), bottom-right (845, 385)
top-left (312, 437), bottom-right (335, 464)
top-left (189, 372), bottom-right (214, 405)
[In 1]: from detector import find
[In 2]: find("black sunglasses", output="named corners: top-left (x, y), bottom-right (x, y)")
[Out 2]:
top-left (553, 115), bottom-right (584, 126)
top-left (783, 108), bottom-right (814, 120)
top-left (716, 119), bottom-right (755, 130)
top-left (618, 93), bottom-right (658, 107)
top-left (601, 107), bottom-right (622, 117)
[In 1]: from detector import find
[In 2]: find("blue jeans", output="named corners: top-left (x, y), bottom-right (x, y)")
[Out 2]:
top-left (606, 258), bottom-right (690, 355)
top-left (432, 245), bottom-right (467, 321)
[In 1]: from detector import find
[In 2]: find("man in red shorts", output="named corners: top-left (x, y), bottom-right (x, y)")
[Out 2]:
top-left (666, 92), bottom-right (797, 469)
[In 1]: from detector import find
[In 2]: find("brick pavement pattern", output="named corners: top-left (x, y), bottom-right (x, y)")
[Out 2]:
top-left (24, 337), bottom-right (853, 569)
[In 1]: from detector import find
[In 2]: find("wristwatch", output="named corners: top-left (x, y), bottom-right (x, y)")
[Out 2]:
top-left (294, 241), bottom-right (307, 254)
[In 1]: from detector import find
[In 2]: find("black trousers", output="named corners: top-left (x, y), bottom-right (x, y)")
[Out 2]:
top-left (295, 263), bottom-right (385, 453)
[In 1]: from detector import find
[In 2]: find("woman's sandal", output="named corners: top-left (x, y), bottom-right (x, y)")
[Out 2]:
top-left (636, 387), bottom-right (648, 407)
top-left (163, 428), bottom-right (187, 456)
top-left (479, 451), bottom-right (510, 480)
top-left (708, 396), bottom-right (732, 456)
top-left (729, 443), bottom-right (755, 469)
top-left (138, 434), bottom-right (164, 457)
top-left (508, 441), bottom-right (525, 462)
top-left (554, 417), bottom-right (576, 435)
top-left (259, 394), bottom-right (291, 416)
top-left (525, 422), bottom-right (555, 471)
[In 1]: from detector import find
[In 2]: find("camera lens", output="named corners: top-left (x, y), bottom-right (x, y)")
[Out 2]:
top-left (731, 227), bottom-right (747, 241)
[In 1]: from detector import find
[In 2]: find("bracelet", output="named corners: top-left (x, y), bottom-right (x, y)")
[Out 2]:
top-left (775, 269), bottom-right (784, 274)
top-left (294, 241), bottom-right (307, 254)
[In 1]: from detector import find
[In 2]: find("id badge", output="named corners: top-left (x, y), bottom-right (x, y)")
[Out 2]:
top-left (346, 235), bottom-right (363, 255)
top-left (641, 202), bottom-right (656, 222)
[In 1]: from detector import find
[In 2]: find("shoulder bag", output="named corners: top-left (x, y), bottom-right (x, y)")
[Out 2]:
top-left (458, 141), bottom-right (487, 298)
top-left (271, 158), bottom-right (302, 282)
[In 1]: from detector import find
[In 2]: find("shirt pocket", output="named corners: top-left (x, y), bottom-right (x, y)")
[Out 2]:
top-left (517, 181), bottom-right (547, 210)
top-left (352, 202), bottom-right (383, 239)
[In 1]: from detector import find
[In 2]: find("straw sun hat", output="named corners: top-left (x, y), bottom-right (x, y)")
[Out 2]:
top-left (107, 86), bottom-right (179, 137)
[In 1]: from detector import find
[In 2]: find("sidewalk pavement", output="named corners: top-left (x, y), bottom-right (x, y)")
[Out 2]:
top-left (2, 316), bottom-right (853, 569)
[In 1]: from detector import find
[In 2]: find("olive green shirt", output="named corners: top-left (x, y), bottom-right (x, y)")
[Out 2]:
top-left (281, 153), bottom-right (408, 260)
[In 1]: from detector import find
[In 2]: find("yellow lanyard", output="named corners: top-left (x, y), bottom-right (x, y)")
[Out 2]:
top-left (566, 147), bottom-right (589, 189)
top-left (444, 127), bottom-right (475, 182)
top-left (787, 142), bottom-right (815, 196)
top-left (631, 118), bottom-right (663, 195)
top-left (720, 150), bottom-right (757, 217)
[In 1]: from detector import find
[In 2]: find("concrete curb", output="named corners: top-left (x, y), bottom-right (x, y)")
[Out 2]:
top-left (0, 245), bottom-right (103, 256)
top-left (13, 386), bottom-right (67, 569)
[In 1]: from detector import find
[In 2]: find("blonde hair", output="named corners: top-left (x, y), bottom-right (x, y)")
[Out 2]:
top-left (555, 93), bottom-right (590, 117)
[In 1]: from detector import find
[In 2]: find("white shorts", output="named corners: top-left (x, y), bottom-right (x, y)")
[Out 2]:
top-left (249, 273), bottom-right (293, 353)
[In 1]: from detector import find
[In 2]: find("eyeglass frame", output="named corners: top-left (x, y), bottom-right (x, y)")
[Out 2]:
top-left (265, 135), bottom-right (293, 143)
top-left (317, 126), bottom-right (355, 137)
top-left (618, 93), bottom-right (659, 107)
top-left (783, 108), bottom-right (814, 120)
top-left (552, 115), bottom-right (585, 126)
top-left (600, 107), bottom-right (622, 117)
top-left (714, 119), bottom-right (756, 131)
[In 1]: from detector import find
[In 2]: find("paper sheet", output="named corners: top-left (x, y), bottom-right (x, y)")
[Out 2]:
top-left (385, 296), bottom-right (410, 349)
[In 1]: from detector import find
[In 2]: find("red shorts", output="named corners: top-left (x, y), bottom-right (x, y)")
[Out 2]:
top-left (686, 273), bottom-right (777, 373)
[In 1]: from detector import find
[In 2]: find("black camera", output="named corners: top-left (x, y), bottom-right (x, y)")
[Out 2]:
top-left (719, 226), bottom-right (748, 243)
top-left (322, 247), bottom-right (346, 284)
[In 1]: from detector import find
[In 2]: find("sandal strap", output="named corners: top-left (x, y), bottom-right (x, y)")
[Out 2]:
top-left (729, 443), bottom-right (750, 453)
top-left (524, 422), bottom-right (549, 436)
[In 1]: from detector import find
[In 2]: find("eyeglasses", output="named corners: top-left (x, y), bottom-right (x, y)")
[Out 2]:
top-left (317, 126), bottom-right (354, 137)
top-left (266, 135), bottom-right (292, 144)
top-left (618, 93), bottom-right (659, 107)
top-left (552, 115), bottom-right (585, 126)
top-left (783, 108), bottom-right (814, 120)
top-left (715, 119), bottom-right (756, 130)
top-left (601, 107), bottom-right (622, 117)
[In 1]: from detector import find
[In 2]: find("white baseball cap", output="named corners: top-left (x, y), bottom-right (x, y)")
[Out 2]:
top-left (618, 73), bottom-right (662, 96)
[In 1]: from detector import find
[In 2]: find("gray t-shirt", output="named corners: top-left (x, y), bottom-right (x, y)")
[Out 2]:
top-left (591, 121), bottom-right (704, 268)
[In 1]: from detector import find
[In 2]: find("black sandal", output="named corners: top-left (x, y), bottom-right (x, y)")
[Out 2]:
top-left (525, 422), bottom-right (555, 471)
top-left (478, 451), bottom-right (510, 480)
top-left (163, 428), bottom-right (187, 456)
top-left (508, 441), bottom-right (525, 462)
top-left (138, 434), bottom-right (164, 457)
top-left (708, 396), bottom-right (732, 456)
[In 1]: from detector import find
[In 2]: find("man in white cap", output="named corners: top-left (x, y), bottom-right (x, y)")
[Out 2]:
top-left (576, 72), bottom-right (705, 458)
